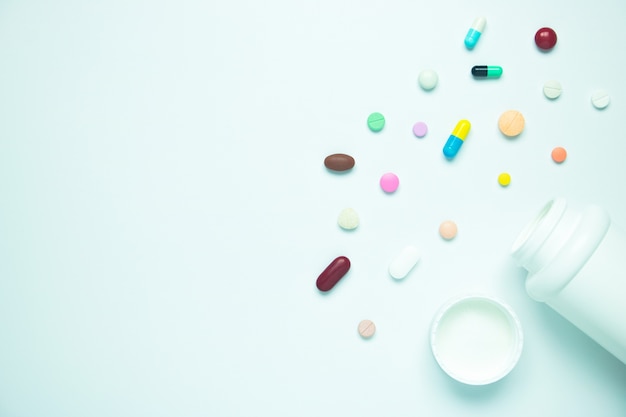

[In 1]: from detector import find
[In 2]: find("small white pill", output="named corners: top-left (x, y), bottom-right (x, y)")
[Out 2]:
top-left (337, 208), bottom-right (359, 230)
top-left (591, 90), bottom-right (610, 109)
top-left (388, 245), bottom-right (421, 279)
top-left (543, 80), bottom-right (562, 99)
top-left (418, 69), bottom-right (438, 91)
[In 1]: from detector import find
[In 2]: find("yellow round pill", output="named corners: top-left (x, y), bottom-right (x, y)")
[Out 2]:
top-left (498, 172), bottom-right (511, 187)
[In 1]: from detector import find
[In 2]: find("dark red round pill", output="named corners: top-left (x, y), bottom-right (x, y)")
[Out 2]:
top-left (535, 27), bottom-right (557, 50)
top-left (316, 256), bottom-right (351, 292)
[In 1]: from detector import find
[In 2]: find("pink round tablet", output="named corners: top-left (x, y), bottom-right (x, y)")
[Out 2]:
top-left (413, 122), bottom-right (428, 138)
top-left (380, 173), bottom-right (399, 193)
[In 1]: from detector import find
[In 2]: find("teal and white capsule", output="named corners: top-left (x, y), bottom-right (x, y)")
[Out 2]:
top-left (471, 65), bottom-right (503, 78)
top-left (464, 17), bottom-right (486, 49)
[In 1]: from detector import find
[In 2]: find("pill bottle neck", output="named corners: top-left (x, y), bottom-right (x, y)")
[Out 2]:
top-left (510, 199), bottom-right (578, 274)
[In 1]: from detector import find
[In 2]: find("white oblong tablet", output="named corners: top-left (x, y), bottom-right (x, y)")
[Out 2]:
top-left (388, 245), bottom-right (421, 279)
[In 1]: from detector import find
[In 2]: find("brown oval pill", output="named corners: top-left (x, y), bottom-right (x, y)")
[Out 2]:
top-left (498, 110), bottom-right (525, 137)
top-left (358, 319), bottom-right (376, 338)
top-left (324, 153), bottom-right (355, 172)
top-left (316, 256), bottom-right (350, 292)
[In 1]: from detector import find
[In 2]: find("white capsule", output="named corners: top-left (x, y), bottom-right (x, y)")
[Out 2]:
top-left (464, 17), bottom-right (486, 50)
top-left (389, 245), bottom-right (421, 279)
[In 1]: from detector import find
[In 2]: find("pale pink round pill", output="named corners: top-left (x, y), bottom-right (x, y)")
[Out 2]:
top-left (439, 220), bottom-right (458, 240)
top-left (380, 172), bottom-right (399, 193)
top-left (413, 122), bottom-right (428, 138)
top-left (358, 319), bottom-right (376, 338)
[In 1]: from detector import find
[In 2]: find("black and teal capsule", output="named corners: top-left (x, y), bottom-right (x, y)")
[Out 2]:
top-left (471, 65), bottom-right (503, 78)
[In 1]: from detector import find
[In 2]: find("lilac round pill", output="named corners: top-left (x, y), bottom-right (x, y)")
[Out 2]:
top-left (380, 172), bottom-right (399, 193)
top-left (413, 122), bottom-right (428, 138)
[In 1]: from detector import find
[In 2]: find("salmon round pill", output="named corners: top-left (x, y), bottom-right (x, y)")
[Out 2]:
top-left (498, 172), bottom-right (511, 187)
top-left (543, 80), bottom-right (562, 99)
top-left (591, 90), bottom-right (610, 109)
top-left (324, 153), bottom-right (355, 172)
top-left (316, 256), bottom-right (351, 292)
top-left (498, 110), bottom-right (525, 137)
top-left (389, 245), bottom-right (421, 279)
top-left (358, 319), bottom-right (376, 338)
top-left (367, 112), bottom-right (385, 132)
top-left (439, 220), bottom-right (458, 240)
top-left (380, 172), bottom-right (399, 193)
top-left (551, 146), bottom-right (567, 163)
top-left (337, 208), bottom-right (359, 230)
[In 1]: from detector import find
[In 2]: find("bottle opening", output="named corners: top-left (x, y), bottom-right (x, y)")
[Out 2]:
top-left (511, 200), bottom-right (555, 254)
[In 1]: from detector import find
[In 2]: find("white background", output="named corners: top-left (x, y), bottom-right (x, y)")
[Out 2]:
top-left (1, 0), bottom-right (625, 416)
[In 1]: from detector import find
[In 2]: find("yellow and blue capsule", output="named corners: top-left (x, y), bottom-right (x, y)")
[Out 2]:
top-left (464, 17), bottom-right (486, 49)
top-left (443, 120), bottom-right (471, 159)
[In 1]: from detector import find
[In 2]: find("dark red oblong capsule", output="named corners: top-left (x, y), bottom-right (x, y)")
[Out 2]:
top-left (316, 256), bottom-right (351, 292)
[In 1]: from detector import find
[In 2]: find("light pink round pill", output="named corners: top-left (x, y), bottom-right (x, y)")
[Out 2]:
top-left (380, 172), bottom-right (399, 193)
top-left (413, 122), bottom-right (428, 138)
top-left (439, 220), bottom-right (458, 240)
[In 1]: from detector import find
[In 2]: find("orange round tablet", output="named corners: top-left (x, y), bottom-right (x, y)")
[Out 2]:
top-left (552, 146), bottom-right (567, 163)
top-left (439, 220), bottom-right (458, 240)
top-left (498, 110), bottom-right (525, 137)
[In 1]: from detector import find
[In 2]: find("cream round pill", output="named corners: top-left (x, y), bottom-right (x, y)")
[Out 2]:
top-left (388, 245), bottom-right (421, 279)
top-left (418, 69), bottom-right (438, 91)
top-left (543, 80), bottom-right (562, 99)
top-left (591, 90), bottom-right (610, 109)
top-left (358, 319), bottom-right (376, 338)
top-left (337, 208), bottom-right (359, 230)
top-left (430, 295), bottom-right (523, 385)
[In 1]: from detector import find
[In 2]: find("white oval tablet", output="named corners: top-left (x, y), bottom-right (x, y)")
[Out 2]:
top-left (543, 80), bottom-right (562, 99)
top-left (430, 295), bottom-right (523, 385)
top-left (388, 245), bottom-right (421, 279)
top-left (591, 90), bottom-right (610, 109)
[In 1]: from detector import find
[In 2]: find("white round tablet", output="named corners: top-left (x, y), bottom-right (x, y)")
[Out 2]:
top-left (430, 295), bottom-right (523, 385)
top-left (543, 80), bottom-right (562, 99)
top-left (591, 90), bottom-right (610, 109)
top-left (337, 208), bottom-right (359, 230)
top-left (418, 69), bottom-right (438, 91)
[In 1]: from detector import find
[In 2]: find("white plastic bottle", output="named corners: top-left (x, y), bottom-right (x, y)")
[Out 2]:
top-left (510, 198), bottom-right (626, 363)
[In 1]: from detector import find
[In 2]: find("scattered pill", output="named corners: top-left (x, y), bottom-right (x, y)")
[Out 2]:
top-left (358, 319), bottom-right (376, 338)
top-left (498, 110), bottom-right (525, 137)
top-left (464, 17), bottom-right (486, 50)
top-left (551, 146), bottom-right (567, 163)
top-left (380, 172), bottom-right (399, 193)
top-left (367, 112), bottom-right (385, 132)
top-left (337, 208), bottom-right (359, 230)
top-left (418, 69), bottom-right (439, 91)
top-left (535, 27), bottom-right (557, 50)
top-left (324, 153), bottom-right (355, 172)
top-left (443, 119), bottom-right (471, 159)
top-left (316, 256), bottom-right (351, 292)
top-left (591, 90), bottom-right (610, 109)
top-left (389, 245), bottom-right (421, 280)
top-left (471, 65), bottom-right (502, 79)
top-left (498, 172), bottom-right (511, 187)
top-left (439, 220), bottom-right (458, 240)
top-left (412, 121), bottom-right (428, 138)
top-left (543, 80), bottom-right (562, 99)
